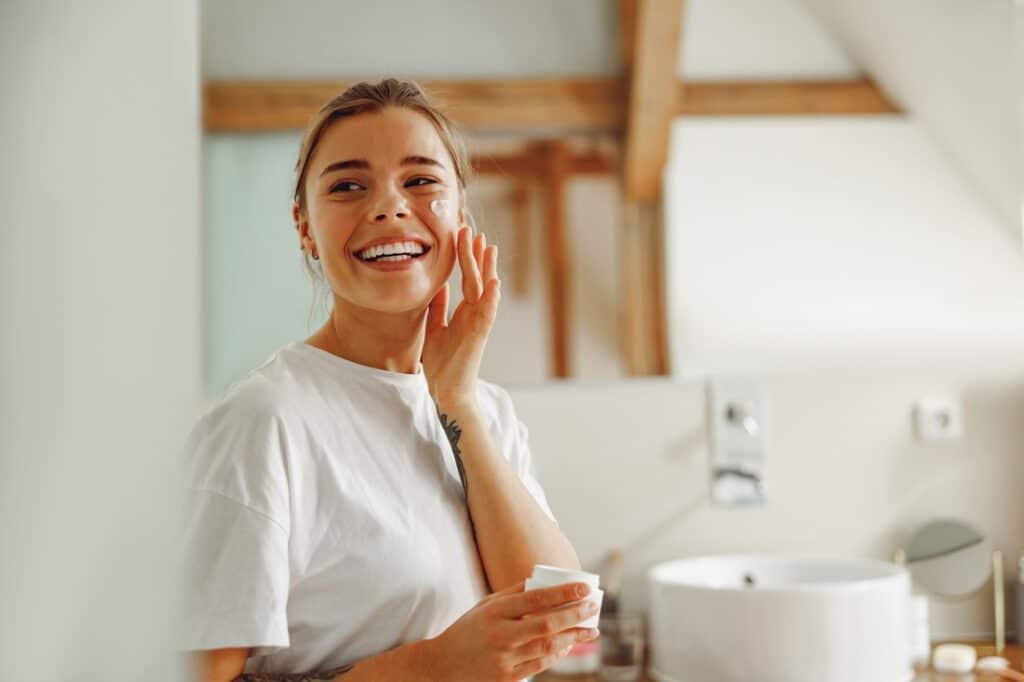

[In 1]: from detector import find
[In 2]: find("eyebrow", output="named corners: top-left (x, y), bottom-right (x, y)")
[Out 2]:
top-left (319, 155), bottom-right (445, 178)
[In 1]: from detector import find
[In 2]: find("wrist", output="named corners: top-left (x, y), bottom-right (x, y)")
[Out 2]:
top-left (433, 390), bottom-right (479, 417)
top-left (409, 635), bottom-right (446, 682)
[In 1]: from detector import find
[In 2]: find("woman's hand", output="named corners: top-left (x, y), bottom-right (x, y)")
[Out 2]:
top-left (423, 580), bottom-right (601, 682)
top-left (421, 226), bottom-right (500, 409)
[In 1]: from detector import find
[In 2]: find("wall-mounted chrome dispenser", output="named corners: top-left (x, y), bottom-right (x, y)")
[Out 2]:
top-left (706, 378), bottom-right (766, 507)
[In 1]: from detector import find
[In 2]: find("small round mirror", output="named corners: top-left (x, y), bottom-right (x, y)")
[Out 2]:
top-left (903, 518), bottom-right (992, 597)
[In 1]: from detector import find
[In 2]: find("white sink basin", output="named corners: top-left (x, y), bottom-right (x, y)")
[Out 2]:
top-left (648, 554), bottom-right (912, 682)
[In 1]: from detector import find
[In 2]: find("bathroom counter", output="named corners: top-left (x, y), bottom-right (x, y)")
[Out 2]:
top-left (534, 642), bottom-right (1024, 681)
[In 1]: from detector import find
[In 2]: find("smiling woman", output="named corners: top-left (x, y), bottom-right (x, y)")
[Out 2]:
top-left (181, 79), bottom-right (590, 682)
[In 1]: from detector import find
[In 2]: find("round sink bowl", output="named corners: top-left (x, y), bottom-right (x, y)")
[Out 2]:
top-left (648, 554), bottom-right (912, 682)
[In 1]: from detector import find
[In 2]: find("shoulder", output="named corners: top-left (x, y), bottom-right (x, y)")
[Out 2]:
top-left (197, 345), bottom-right (307, 427)
top-left (184, 347), bottom-right (311, 472)
top-left (184, 350), bottom-right (304, 496)
top-left (473, 378), bottom-right (523, 434)
top-left (474, 378), bottom-right (515, 415)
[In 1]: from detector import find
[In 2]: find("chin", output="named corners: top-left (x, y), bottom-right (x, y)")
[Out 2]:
top-left (363, 288), bottom-right (435, 314)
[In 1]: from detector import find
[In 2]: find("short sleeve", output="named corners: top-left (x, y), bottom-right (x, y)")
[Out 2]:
top-left (479, 381), bottom-right (559, 527)
top-left (179, 490), bottom-right (290, 655)
top-left (511, 417), bottom-right (559, 527)
top-left (177, 386), bottom-right (293, 654)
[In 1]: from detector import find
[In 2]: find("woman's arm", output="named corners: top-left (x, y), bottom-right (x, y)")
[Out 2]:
top-left (195, 639), bottom-right (440, 682)
top-left (197, 648), bottom-right (250, 681)
top-left (422, 228), bottom-right (580, 591)
top-left (436, 398), bottom-right (581, 592)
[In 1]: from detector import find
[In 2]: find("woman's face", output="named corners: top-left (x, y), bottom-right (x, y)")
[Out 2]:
top-left (295, 107), bottom-right (462, 315)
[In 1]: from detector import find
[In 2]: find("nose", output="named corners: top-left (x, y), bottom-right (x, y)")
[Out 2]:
top-left (369, 187), bottom-right (410, 223)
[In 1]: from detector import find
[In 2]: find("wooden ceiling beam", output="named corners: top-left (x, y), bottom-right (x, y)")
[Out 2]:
top-left (471, 150), bottom-right (614, 177)
top-left (622, 0), bottom-right (685, 202)
top-left (204, 78), bottom-right (898, 133)
top-left (203, 78), bottom-right (626, 132)
top-left (679, 79), bottom-right (899, 115)
top-left (619, 0), bottom-right (638, 69)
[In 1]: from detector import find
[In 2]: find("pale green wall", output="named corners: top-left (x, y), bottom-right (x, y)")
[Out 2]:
top-left (203, 132), bottom-right (323, 397)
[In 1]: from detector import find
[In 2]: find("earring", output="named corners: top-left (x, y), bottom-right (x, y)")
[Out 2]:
top-left (312, 250), bottom-right (319, 261)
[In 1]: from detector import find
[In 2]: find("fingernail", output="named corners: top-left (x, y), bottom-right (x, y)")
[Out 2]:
top-left (576, 584), bottom-right (590, 598)
top-left (588, 628), bottom-right (600, 638)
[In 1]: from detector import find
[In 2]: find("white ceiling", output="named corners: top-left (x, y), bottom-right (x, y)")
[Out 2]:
top-left (797, 0), bottom-right (1022, 241)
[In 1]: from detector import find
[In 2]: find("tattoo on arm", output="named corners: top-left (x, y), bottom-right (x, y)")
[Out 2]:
top-left (437, 410), bottom-right (466, 492)
top-left (437, 408), bottom-right (478, 540)
top-left (235, 663), bottom-right (355, 681)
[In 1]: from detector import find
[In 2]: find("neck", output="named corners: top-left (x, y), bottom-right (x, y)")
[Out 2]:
top-left (309, 296), bottom-right (428, 374)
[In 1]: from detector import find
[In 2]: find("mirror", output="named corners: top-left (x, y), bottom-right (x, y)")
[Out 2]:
top-left (898, 518), bottom-right (1007, 654)
top-left (902, 519), bottom-right (992, 598)
top-left (199, 2), bottom-right (642, 399)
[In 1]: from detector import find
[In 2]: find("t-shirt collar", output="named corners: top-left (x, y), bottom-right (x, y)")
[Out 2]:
top-left (290, 341), bottom-right (428, 393)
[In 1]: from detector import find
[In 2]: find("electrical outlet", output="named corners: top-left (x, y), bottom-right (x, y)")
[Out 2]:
top-left (913, 397), bottom-right (963, 442)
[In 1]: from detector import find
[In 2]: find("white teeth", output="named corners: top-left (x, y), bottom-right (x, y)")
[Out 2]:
top-left (376, 254), bottom-right (412, 262)
top-left (357, 241), bottom-right (426, 261)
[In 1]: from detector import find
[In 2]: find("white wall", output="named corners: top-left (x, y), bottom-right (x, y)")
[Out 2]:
top-left (201, 0), bottom-right (619, 80)
top-left (0, 1), bottom-right (201, 680)
top-left (201, 0), bottom-right (861, 82)
top-left (663, 116), bottom-right (1024, 375)
top-left (510, 370), bottom-right (1024, 639)
top-left (799, 0), bottom-right (1022, 239)
top-left (682, 0), bottom-right (860, 79)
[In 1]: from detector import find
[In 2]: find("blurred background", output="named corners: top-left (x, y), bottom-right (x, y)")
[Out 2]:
top-left (1, 0), bottom-right (1022, 679)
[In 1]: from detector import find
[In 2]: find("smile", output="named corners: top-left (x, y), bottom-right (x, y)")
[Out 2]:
top-left (356, 241), bottom-right (431, 262)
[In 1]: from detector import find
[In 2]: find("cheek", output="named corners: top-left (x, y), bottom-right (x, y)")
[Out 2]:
top-left (315, 203), bottom-right (362, 246)
top-left (411, 192), bottom-right (461, 241)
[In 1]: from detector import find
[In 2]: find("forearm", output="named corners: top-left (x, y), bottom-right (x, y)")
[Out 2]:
top-left (436, 398), bottom-right (580, 591)
top-left (234, 637), bottom-right (439, 682)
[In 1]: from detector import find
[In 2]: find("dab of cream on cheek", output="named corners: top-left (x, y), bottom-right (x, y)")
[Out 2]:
top-left (430, 199), bottom-right (451, 218)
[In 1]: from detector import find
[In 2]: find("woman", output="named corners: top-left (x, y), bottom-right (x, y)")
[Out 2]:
top-left (181, 79), bottom-right (600, 681)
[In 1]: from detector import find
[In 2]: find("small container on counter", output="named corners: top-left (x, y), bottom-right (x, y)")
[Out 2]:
top-left (908, 593), bottom-right (930, 666)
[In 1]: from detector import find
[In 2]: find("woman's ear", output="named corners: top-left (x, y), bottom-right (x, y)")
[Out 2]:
top-left (293, 202), bottom-right (314, 252)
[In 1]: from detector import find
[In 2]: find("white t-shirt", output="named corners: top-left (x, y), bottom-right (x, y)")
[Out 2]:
top-left (179, 341), bottom-right (558, 675)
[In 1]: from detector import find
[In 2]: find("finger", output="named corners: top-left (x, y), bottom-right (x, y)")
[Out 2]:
top-left (512, 598), bottom-right (599, 645)
top-left (497, 582), bottom-right (592, 619)
top-left (471, 233), bottom-right (485, 297)
top-left (425, 282), bottom-right (449, 334)
top-left (473, 230), bottom-right (485, 266)
top-left (457, 226), bottom-right (480, 303)
top-left (511, 632), bottom-right (598, 681)
top-left (514, 627), bottom-right (600, 665)
top-left (482, 244), bottom-right (497, 285)
top-left (461, 230), bottom-right (483, 303)
top-left (475, 233), bottom-right (488, 281)
top-left (479, 275), bottom-right (501, 323)
top-left (480, 579), bottom-right (526, 604)
top-left (510, 654), bottom-right (556, 680)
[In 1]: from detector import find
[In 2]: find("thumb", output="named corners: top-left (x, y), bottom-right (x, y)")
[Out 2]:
top-left (425, 282), bottom-right (450, 335)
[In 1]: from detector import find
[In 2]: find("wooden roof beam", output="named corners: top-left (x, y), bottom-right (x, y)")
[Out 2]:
top-left (204, 78), bottom-right (899, 132)
top-left (622, 0), bottom-right (685, 202)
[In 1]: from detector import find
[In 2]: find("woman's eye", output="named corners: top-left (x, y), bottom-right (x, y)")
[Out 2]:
top-left (406, 177), bottom-right (438, 187)
top-left (330, 181), bottom-right (363, 193)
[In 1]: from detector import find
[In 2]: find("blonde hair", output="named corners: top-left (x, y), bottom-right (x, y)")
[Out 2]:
top-left (293, 79), bottom-right (474, 325)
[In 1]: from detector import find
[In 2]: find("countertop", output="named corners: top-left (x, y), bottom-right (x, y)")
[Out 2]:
top-left (535, 642), bottom-right (1024, 681)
